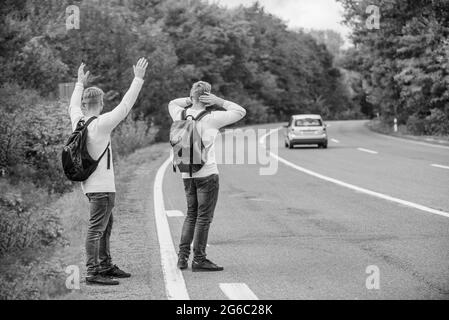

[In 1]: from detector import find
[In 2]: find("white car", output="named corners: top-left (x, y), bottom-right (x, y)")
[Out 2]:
top-left (284, 114), bottom-right (328, 149)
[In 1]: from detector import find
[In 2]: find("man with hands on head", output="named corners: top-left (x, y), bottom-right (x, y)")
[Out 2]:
top-left (168, 81), bottom-right (246, 272)
top-left (69, 58), bottom-right (148, 285)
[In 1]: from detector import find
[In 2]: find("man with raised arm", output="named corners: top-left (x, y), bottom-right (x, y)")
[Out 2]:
top-left (69, 58), bottom-right (148, 285)
top-left (168, 81), bottom-right (246, 272)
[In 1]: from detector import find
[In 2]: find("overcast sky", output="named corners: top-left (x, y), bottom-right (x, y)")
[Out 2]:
top-left (215, 0), bottom-right (352, 46)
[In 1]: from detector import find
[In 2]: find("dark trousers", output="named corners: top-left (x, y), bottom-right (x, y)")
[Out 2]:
top-left (85, 192), bottom-right (115, 275)
top-left (179, 174), bottom-right (219, 261)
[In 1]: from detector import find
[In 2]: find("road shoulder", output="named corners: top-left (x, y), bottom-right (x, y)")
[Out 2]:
top-left (366, 120), bottom-right (449, 147)
top-left (57, 143), bottom-right (169, 300)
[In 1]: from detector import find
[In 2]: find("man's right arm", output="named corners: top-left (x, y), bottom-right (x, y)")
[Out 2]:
top-left (168, 97), bottom-right (192, 121)
top-left (97, 77), bottom-right (144, 133)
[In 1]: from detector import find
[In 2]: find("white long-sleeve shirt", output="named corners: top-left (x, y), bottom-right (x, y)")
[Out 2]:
top-left (168, 98), bottom-right (246, 178)
top-left (69, 77), bottom-right (144, 193)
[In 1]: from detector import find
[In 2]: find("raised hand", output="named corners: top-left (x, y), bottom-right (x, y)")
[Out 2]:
top-left (133, 57), bottom-right (148, 80)
top-left (77, 63), bottom-right (90, 86)
top-left (199, 92), bottom-right (225, 107)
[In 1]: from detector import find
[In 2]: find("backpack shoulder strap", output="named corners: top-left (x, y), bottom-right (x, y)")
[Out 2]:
top-left (98, 142), bottom-right (110, 159)
top-left (181, 104), bottom-right (193, 120)
top-left (194, 110), bottom-right (210, 122)
top-left (96, 142), bottom-right (110, 169)
top-left (83, 116), bottom-right (97, 127)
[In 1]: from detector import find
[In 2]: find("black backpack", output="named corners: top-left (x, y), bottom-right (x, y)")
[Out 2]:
top-left (62, 117), bottom-right (110, 182)
top-left (169, 106), bottom-right (210, 177)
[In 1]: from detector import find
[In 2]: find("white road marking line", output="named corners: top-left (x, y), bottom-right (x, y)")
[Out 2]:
top-left (154, 157), bottom-right (190, 300)
top-left (248, 198), bottom-right (273, 202)
top-left (372, 130), bottom-right (449, 150)
top-left (331, 139), bottom-right (340, 143)
top-left (357, 147), bottom-right (378, 154)
top-left (423, 138), bottom-right (449, 143)
top-left (431, 164), bottom-right (449, 170)
top-left (220, 283), bottom-right (259, 300)
top-left (259, 128), bottom-right (281, 145)
top-left (166, 210), bottom-right (184, 217)
top-left (260, 129), bottom-right (449, 219)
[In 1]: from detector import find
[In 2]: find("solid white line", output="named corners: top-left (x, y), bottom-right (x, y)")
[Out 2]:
top-left (248, 198), bottom-right (273, 202)
top-left (166, 210), bottom-right (184, 217)
top-left (260, 129), bottom-right (449, 219)
top-left (153, 157), bottom-right (190, 300)
top-left (372, 130), bottom-right (449, 150)
top-left (259, 128), bottom-right (280, 145)
top-left (220, 283), bottom-right (259, 300)
top-left (426, 138), bottom-right (449, 144)
top-left (431, 164), bottom-right (449, 170)
top-left (357, 147), bottom-right (378, 154)
top-left (331, 139), bottom-right (340, 143)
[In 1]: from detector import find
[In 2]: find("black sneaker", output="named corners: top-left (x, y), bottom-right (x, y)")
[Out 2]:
top-left (86, 274), bottom-right (120, 285)
top-left (177, 257), bottom-right (188, 270)
top-left (99, 265), bottom-right (131, 278)
top-left (192, 259), bottom-right (224, 272)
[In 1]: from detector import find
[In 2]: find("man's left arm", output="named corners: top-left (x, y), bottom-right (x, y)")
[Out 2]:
top-left (199, 93), bottom-right (246, 128)
top-left (68, 83), bottom-right (84, 130)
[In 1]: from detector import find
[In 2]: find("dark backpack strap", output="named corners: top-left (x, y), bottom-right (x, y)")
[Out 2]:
top-left (82, 116), bottom-right (98, 127)
top-left (107, 146), bottom-right (111, 169)
top-left (96, 142), bottom-right (110, 169)
top-left (194, 110), bottom-right (210, 121)
top-left (182, 105), bottom-right (210, 122)
top-left (181, 104), bottom-right (193, 120)
top-left (82, 117), bottom-right (109, 169)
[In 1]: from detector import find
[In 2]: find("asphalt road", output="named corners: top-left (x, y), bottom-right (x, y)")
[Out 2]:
top-left (161, 120), bottom-right (449, 300)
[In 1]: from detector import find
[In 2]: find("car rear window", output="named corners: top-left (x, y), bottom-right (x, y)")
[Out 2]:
top-left (294, 118), bottom-right (322, 127)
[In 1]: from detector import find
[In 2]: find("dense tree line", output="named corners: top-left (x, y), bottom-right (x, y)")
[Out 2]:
top-left (1, 0), bottom-right (357, 140)
top-left (338, 0), bottom-right (449, 135)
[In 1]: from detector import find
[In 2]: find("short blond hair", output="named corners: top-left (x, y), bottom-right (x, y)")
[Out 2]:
top-left (82, 86), bottom-right (104, 109)
top-left (190, 81), bottom-right (211, 102)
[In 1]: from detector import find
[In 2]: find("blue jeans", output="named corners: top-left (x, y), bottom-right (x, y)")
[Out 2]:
top-left (179, 174), bottom-right (219, 261)
top-left (85, 192), bottom-right (115, 275)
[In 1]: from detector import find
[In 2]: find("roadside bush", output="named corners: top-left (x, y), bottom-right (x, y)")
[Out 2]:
top-left (0, 83), bottom-right (73, 193)
top-left (333, 108), bottom-right (364, 120)
top-left (406, 114), bottom-right (426, 135)
top-left (407, 108), bottom-right (449, 136)
top-left (0, 180), bottom-right (63, 256)
top-left (0, 83), bottom-right (42, 113)
top-left (0, 256), bottom-right (66, 300)
top-left (0, 84), bottom-right (40, 173)
top-left (0, 166), bottom-right (69, 301)
top-left (424, 108), bottom-right (449, 135)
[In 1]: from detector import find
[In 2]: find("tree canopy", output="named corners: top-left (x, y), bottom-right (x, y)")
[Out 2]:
top-left (1, 0), bottom-right (357, 140)
top-left (338, 0), bottom-right (449, 135)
